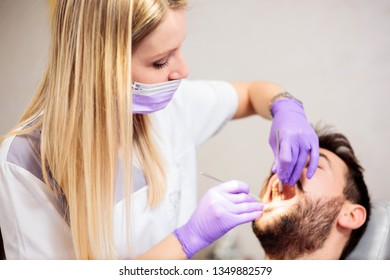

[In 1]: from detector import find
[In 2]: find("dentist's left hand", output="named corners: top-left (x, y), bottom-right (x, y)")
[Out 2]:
top-left (173, 180), bottom-right (263, 259)
top-left (269, 98), bottom-right (319, 186)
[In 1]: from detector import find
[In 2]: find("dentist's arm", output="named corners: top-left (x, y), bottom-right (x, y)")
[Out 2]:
top-left (136, 234), bottom-right (187, 260)
top-left (232, 81), bottom-right (319, 186)
top-left (232, 81), bottom-right (284, 119)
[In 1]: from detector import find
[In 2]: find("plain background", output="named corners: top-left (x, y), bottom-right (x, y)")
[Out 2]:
top-left (1, 0), bottom-right (389, 259)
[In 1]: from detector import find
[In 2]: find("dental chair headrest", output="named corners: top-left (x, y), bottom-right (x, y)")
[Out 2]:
top-left (347, 201), bottom-right (390, 260)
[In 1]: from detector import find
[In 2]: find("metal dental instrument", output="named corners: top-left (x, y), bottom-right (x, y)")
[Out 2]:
top-left (200, 171), bottom-right (224, 184)
top-left (276, 129), bottom-right (283, 193)
top-left (200, 171), bottom-right (261, 202)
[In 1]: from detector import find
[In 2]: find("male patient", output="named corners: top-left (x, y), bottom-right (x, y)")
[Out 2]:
top-left (252, 126), bottom-right (371, 260)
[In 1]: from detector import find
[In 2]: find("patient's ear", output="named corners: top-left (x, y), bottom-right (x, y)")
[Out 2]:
top-left (338, 204), bottom-right (366, 229)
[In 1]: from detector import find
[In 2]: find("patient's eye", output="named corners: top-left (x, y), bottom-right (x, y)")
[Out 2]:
top-left (318, 153), bottom-right (331, 170)
top-left (317, 160), bottom-right (327, 170)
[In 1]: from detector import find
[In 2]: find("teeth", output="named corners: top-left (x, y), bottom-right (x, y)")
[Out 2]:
top-left (272, 179), bottom-right (282, 201)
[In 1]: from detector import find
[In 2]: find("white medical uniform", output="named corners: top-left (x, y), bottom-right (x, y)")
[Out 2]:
top-left (0, 79), bottom-right (238, 259)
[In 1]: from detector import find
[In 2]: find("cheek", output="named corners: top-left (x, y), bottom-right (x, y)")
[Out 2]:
top-left (131, 58), bottom-right (161, 84)
top-left (131, 65), bottom-right (169, 84)
top-left (302, 175), bottom-right (331, 198)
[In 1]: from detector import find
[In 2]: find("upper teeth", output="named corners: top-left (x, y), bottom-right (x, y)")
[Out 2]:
top-left (272, 179), bottom-right (282, 201)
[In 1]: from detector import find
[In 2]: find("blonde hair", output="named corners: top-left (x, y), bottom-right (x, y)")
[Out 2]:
top-left (4, 0), bottom-right (187, 259)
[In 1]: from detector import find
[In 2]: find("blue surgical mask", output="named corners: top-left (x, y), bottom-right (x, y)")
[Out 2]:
top-left (132, 79), bottom-right (182, 114)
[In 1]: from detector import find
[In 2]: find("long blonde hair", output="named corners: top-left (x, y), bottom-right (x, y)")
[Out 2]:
top-left (4, 0), bottom-right (187, 259)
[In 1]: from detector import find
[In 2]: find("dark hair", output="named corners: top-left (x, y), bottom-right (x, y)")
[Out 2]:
top-left (315, 125), bottom-right (371, 259)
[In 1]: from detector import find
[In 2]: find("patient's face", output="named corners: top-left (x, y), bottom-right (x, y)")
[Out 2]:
top-left (252, 148), bottom-right (348, 259)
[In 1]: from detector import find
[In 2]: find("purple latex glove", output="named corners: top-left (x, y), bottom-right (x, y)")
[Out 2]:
top-left (173, 180), bottom-right (263, 259)
top-left (269, 98), bottom-right (319, 186)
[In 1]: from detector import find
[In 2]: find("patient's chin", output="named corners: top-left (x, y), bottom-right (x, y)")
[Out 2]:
top-left (252, 196), bottom-right (345, 260)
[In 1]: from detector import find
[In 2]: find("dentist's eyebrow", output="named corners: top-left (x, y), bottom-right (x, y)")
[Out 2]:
top-left (150, 35), bottom-right (186, 60)
top-left (150, 47), bottom-right (177, 60)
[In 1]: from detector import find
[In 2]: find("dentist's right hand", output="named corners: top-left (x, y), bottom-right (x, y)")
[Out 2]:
top-left (173, 180), bottom-right (264, 259)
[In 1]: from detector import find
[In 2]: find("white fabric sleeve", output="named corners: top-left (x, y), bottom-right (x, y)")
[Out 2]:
top-left (173, 79), bottom-right (238, 147)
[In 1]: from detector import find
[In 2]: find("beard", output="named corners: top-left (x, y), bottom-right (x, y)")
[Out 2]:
top-left (252, 196), bottom-right (345, 260)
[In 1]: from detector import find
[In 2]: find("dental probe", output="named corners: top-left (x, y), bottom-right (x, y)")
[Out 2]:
top-left (276, 129), bottom-right (283, 194)
top-left (200, 171), bottom-right (261, 202)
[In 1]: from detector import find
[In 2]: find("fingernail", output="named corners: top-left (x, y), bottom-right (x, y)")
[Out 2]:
top-left (259, 203), bottom-right (264, 210)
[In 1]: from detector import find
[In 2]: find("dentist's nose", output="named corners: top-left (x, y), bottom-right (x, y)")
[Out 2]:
top-left (169, 52), bottom-right (189, 80)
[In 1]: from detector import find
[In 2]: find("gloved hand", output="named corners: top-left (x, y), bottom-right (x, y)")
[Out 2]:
top-left (269, 98), bottom-right (319, 186)
top-left (173, 180), bottom-right (263, 259)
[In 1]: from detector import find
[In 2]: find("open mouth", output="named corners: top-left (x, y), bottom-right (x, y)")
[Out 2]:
top-left (264, 176), bottom-right (297, 204)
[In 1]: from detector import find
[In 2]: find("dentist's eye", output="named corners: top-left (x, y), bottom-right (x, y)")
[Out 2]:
top-left (153, 60), bottom-right (169, 69)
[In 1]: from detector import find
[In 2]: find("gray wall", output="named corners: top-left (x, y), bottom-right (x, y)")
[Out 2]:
top-left (0, 0), bottom-right (50, 131)
top-left (1, 0), bottom-right (389, 260)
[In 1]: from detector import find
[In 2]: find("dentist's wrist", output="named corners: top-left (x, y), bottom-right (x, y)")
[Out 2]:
top-left (270, 92), bottom-right (303, 118)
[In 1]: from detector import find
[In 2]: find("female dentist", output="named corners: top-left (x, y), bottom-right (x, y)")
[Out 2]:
top-left (0, 0), bottom-right (319, 259)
